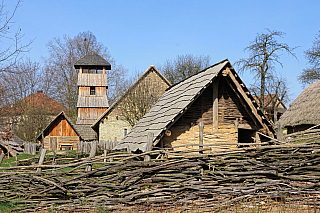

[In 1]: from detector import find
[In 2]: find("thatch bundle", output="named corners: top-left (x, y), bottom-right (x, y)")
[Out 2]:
top-left (279, 79), bottom-right (320, 127)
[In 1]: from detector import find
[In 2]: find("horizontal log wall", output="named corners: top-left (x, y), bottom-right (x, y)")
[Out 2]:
top-left (77, 108), bottom-right (107, 124)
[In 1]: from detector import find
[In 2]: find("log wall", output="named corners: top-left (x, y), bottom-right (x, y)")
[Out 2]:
top-left (163, 76), bottom-right (259, 151)
top-left (78, 86), bottom-right (106, 96)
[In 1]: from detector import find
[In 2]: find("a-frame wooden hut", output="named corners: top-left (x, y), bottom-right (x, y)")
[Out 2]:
top-left (37, 111), bottom-right (81, 150)
top-left (114, 59), bottom-right (274, 152)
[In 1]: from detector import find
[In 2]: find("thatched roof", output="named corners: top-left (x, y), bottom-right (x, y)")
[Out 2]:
top-left (279, 80), bottom-right (320, 127)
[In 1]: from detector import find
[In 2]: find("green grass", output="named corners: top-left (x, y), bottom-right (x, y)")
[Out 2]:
top-left (0, 153), bottom-right (36, 168)
top-left (0, 201), bottom-right (19, 212)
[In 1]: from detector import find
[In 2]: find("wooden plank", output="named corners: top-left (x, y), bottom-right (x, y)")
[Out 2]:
top-left (199, 122), bottom-right (204, 154)
top-left (277, 122), bottom-right (283, 141)
top-left (85, 142), bottom-right (97, 171)
top-left (36, 148), bottom-right (47, 174)
top-left (0, 153), bottom-right (4, 166)
top-left (212, 79), bottom-right (219, 132)
top-left (144, 132), bottom-right (154, 161)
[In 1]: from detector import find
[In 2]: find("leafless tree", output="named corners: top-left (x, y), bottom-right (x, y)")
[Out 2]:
top-left (236, 29), bottom-right (297, 113)
top-left (0, 59), bottom-right (51, 141)
top-left (44, 31), bottom-right (128, 121)
top-left (159, 54), bottom-right (211, 84)
top-left (0, 0), bottom-right (33, 70)
top-left (298, 31), bottom-right (320, 85)
top-left (117, 72), bottom-right (165, 127)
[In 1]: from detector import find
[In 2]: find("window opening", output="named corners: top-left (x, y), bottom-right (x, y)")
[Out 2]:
top-left (90, 86), bottom-right (95, 95)
top-left (124, 129), bottom-right (128, 136)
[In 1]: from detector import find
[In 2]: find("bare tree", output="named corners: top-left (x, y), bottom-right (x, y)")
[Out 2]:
top-left (44, 31), bottom-right (128, 121)
top-left (236, 29), bottom-right (297, 113)
top-left (0, 0), bottom-right (32, 70)
top-left (298, 31), bottom-right (320, 85)
top-left (159, 54), bottom-right (211, 84)
top-left (118, 72), bottom-right (166, 126)
top-left (0, 59), bottom-right (52, 141)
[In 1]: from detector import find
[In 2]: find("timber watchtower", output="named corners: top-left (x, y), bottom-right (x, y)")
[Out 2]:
top-left (74, 52), bottom-right (110, 125)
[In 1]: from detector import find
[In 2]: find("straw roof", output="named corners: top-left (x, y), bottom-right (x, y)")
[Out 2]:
top-left (279, 80), bottom-right (320, 127)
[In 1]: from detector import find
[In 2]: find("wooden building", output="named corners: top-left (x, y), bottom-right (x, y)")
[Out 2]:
top-left (253, 94), bottom-right (287, 123)
top-left (75, 51), bottom-right (110, 125)
top-left (36, 112), bottom-right (81, 150)
top-left (279, 79), bottom-right (320, 133)
top-left (114, 59), bottom-right (274, 152)
top-left (91, 65), bottom-right (171, 142)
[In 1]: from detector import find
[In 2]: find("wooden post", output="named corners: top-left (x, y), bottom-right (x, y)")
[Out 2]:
top-left (234, 118), bottom-right (239, 144)
top-left (144, 132), bottom-right (154, 161)
top-left (199, 122), bottom-right (204, 154)
top-left (0, 153), bottom-right (4, 166)
top-left (277, 122), bottom-right (283, 142)
top-left (85, 141), bottom-right (97, 172)
top-left (36, 148), bottom-right (47, 174)
top-left (15, 155), bottom-right (18, 166)
top-left (212, 79), bottom-right (219, 132)
top-left (256, 132), bottom-right (261, 148)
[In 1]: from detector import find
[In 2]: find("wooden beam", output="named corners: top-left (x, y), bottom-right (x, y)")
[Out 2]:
top-left (144, 132), bottom-right (154, 161)
top-left (199, 122), bottom-right (204, 154)
top-left (212, 79), bottom-right (219, 132)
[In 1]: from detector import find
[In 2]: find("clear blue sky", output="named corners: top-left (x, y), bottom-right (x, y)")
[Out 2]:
top-left (7, 0), bottom-right (320, 103)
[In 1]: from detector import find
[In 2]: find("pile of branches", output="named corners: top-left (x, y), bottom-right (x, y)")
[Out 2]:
top-left (1, 139), bottom-right (320, 211)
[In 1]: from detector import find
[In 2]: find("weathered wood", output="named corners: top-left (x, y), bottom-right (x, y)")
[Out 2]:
top-left (85, 141), bottom-right (97, 171)
top-left (212, 79), bottom-right (219, 132)
top-left (0, 152), bottom-right (4, 166)
top-left (277, 122), bottom-right (283, 141)
top-left (144, 132), bottom-right (154, 161)
top-left (198, 122), bottom-right (204, 154)
top-left (36, 148), bottom-right (47, 174)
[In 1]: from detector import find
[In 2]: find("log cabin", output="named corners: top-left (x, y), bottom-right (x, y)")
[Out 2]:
top-left (91, 65), bottom-right (171, 142)
top-left (114, 59), bottom-right (275, 152)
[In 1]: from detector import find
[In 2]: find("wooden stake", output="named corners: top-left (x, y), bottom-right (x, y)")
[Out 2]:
top-left (199, 122), bottom-right (204, 154)
top-left (144, 132), bottom-right (154, 161)
top-left (85, 141), bottom-right (97, 172)
top-left (212, 79), bottom-right (219, 132)
top-left (277, 122), bottom-right (283, 141)
top-left (36, 148), bottom-right (47, 174)
top-left (0, 153), bottom-right (4, 166)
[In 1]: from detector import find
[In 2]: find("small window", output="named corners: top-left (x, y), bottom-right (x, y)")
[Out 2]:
top-left (90, 86), bottom-right (95, 95)
top-left (124, 129), bottom-right (128, 136)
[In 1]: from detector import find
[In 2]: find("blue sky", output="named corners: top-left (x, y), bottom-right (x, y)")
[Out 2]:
top-left (6, 0), bottom-right (320, 103)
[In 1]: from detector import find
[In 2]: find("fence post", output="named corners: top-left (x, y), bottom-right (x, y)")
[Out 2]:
top-left (85, 141), bottom-right (97, 172)
top-left (144, 132), bottom-right (154, 161)
top-left (36, 148), bottom-right (47, 174)
top-left (199, 122), bottom-right (204, 154)
top-left (0, 153), bottom-right (4, 166)
top-left (277, 122), bottom-right (283, 142)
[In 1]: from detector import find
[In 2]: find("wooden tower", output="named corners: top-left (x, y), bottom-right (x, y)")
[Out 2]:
top-left (74, 52), bottom-right (110, 125)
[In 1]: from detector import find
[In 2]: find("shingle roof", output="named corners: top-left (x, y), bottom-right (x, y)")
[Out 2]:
top-left (114, 59), bottom-right (274, 152)
top-left (114, 60), bottom-right (229, 152)
top-left (74, 124), bottom-right (97, 141)
top-left (91, 65), bottom-right (171, 130)
top-left (74, 52), bottom-right (111, 70)
top-left (279, 80), bottom-right (320, 127)
top-left (77, 96), bottom-right (109, 108)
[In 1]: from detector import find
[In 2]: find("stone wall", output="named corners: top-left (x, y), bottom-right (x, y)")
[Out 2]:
top-left (99, 115), bottom-right (132, 142)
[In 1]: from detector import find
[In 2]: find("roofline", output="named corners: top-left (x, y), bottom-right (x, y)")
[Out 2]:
top-left (91, 65), bottom-right (171, 130)
top-left (36, 111), bottom-right (82, 140)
